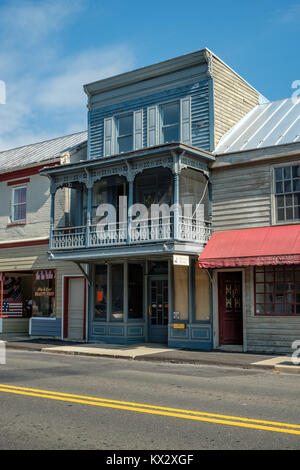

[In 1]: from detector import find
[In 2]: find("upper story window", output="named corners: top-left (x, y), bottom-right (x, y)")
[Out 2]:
top-left (147, 97), bottom-right (191, 148)
top-left (116, 114), bottom-right (133, 153)
top-left (11, 186), bottom-right (27, 223)
top-left (160, 102), bottom-right (180, 144)
top-left (274, 164), bottom-right (300, 223)
top-left (103, 96), bottom-right (191, 157)
top-left (104, 110), bottom-right (143, 157)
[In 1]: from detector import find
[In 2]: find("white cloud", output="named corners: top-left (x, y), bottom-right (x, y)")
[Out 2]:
top-left (0, 0), bottom-right (136, 151)
top-left (0, 0), bottom-right (84, 47)
top-left (37, 46), bottom-right (135, 109)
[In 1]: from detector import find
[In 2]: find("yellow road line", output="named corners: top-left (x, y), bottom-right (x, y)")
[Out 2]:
top-left (0, 383), bottom-right (299, 430)
top-left (0, 385), bottom-right (299, 436)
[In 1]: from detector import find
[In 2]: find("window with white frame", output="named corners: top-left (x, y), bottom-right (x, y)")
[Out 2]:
top-left (274, 164), bottom-right (300, 223)
top-left (11, 186), bottom-right (27, 223)
top-left (116, 113), bottom-right (133, 153)
top-left (103, 109), bottom-right (143, 157)
top-left (147, 97), bottom-right (191, 148)
top-left (160, 101), bottom-right (180, 144)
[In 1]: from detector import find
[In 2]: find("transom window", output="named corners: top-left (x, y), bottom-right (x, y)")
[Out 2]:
top-left (11, 186), bottom-right (27, 222)
top-left (255, 265), bottom-right (300, 315)
top-left (160, 102), bottom-right (180, 144)
top-left (116, 114), bottom-right (133, 153)
top-left (274, 165), bottom-right (300, 222)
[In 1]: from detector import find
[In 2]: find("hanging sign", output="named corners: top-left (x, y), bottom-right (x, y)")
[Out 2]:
top-left (173, 255), bottom-right (189, 266)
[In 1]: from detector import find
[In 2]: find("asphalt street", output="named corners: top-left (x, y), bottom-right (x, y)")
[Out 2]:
top-left (0, 349), bottom-right (299, 450)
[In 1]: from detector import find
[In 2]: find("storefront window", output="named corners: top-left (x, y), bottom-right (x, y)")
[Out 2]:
top-left (111, 264), bottom-right (124, 321)
top-left (94, 265), bottom-right (107, 320)
top-left (32, 270), bottom-right (56, 317)
top-left (128, 264), bottom-right (143, 319)
top-left (174, 265), bottom-right (188, 320)
top-left (195, 265), bottom-right (210, 321)
top-left (255, 265), bottom-right (300, 315)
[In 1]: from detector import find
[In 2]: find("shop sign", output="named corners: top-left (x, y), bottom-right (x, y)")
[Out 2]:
top-left (173, 255), bottom-right (189, 266)
top-left (34, 287), bottom-right (55, 297)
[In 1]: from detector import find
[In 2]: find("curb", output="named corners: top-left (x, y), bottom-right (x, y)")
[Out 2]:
top-left (6, 343), bottom-right (298, 373)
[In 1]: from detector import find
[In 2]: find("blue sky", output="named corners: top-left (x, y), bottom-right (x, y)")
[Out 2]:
top-left (0, 0), bottom-right (299, 150)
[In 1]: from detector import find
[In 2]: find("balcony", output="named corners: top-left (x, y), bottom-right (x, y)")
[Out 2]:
top-left (50, 216), bottom-right (212, 250)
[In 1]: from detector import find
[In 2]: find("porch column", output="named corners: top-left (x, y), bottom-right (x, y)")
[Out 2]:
top-left (127, 177), bottom-right (134, 244)
top-left (49, 189), bottom-right (55, 249)
top-left (173, 153), bottom-right (180, 240)
top-left (86, 186), bottom-right (92, 248)
top-left (123, 261), bottom-right (128, 323)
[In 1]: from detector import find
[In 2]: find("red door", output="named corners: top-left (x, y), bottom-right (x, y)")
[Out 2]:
top-left (218, 272), bottom-right (243, 345)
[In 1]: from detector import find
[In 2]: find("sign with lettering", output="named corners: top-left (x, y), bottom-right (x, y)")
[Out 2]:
top-left (173, 255), bottom-right (189, 266)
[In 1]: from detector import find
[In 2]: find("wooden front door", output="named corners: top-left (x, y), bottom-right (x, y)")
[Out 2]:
top-left (64, 277), bottom-right (86, 341)
top-left (148, 277), bottom-right (168, 343)
top-left (218, 272), bottom-right (243, 345)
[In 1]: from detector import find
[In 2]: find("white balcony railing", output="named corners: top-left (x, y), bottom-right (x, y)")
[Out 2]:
top-left (51, 217), bottom-right (211, 250)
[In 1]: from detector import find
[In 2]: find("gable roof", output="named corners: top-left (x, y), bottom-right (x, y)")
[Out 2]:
top-left (215, 98), bottom-right (300, 154)
top-left (0, 131), bottom-right (87, 174)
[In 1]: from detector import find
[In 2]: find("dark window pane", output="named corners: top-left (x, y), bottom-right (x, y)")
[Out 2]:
top-left (162, 125), bottom-right (179, 143)
top-left (284, 166), bottom-right (291, 179)
top-left (286, 304), bottom-right (294, 314)
top-left (293, 179), bottom-right (300, 192)
top-left (285, 194), bottom-right (293, 206)
top-left (292, 166), bottom-right (300, 177)
top-left (161, 103), bottom-right (180, 126)
top-left (128, 264), bottom-right (143, 319)
top-left (286, 207), bottom-right (293, 220)
top-left (111, 264), bottom-right (124, 321)
top-left (118, 135), bottom-right (133, 153)
top-left (277, 208), bottom-right (284, 221)
top-left (275, 168), bottom-right (283, 181)
top-left (277, 195), bottom-right (284, 208)
top-left (276, 182), bottom-right (283, 194)
top-left (256, 304), bottom-right (265, 314)
top-left (94, 265), bottom-right (107, 320)
top-left (118, 115), bottom-right (133, 136)
top-left (284, 180), bottom-right (292, 193)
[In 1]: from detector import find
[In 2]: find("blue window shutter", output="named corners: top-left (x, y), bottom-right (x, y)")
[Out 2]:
top-left (180, 97), bottom-right (191, 145)
top-left (104, 117), bottom-right (114, 156)
top-left (134, 109), bottom-right (143, 150)
top-left (147, 106), bottom-right (158, 147)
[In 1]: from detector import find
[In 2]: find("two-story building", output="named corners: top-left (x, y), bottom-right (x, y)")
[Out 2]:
top-left (41, 49), bottom-right (268, 349)
top-left (199, 97), bottom-right (300, 354)
top-left (0, 132), bottom-right (87, 337)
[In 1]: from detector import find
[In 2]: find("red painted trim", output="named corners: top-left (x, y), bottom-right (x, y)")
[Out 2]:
top-left (7, 222), bottom-right (27, 227)
top-left (63, 276), bottom-right (86, 340)
top-left (7, 178), bottom-right (30, 186)
top-left (0, 239), bottom-right (49, 249)
top-left (0, 162), bottom-right (60, 182)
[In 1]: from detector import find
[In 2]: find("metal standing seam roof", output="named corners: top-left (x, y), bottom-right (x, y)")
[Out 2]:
top-left (215, 98), bottom-right (300, 154)
top-left (0, 131), bottom-right (87, 174)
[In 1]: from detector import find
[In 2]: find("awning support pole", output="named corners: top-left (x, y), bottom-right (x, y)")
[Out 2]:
top-left (73, 262), bottom-right (92, 286)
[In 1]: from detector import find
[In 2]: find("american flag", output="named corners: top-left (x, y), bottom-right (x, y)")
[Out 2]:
top-left (1, 302), bottom-right (23, 317)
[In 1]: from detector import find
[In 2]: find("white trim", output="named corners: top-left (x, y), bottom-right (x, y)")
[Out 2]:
top-left (0, 318), bottom-right (2, 333)
top-left (11, 185), bottom-right (27, 224)
top-left (0, 237), bottom-right (49, 246)
top-left (271, 160), bottom-right (300, 225)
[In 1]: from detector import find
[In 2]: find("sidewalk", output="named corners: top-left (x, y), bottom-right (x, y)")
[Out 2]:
top-left (2, 335), bottom-right (300, 374)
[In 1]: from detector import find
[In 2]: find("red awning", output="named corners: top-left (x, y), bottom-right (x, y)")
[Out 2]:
top-left (198, 225), bottom-right (300, 268)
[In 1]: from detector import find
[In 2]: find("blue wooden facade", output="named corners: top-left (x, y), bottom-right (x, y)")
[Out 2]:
top-left (39, 50), bottom-right (241, 350)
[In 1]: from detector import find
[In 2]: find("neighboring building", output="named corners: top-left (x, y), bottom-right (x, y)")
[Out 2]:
top-left (199, 97), bottom-right (300, 353)
top-left (0, 132), bottom-right (87, 336)
top-left (41, 49), bottom-right (267, 349)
